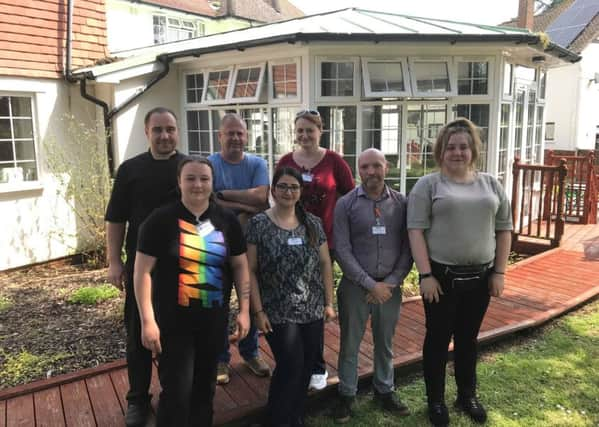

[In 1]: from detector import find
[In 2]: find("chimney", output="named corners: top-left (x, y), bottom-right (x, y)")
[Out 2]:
top-left (517, 0), bottom-right (534, 30)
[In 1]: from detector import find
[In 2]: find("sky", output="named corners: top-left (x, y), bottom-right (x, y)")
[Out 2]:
top-left (289, 0), bottom-right (522, 26)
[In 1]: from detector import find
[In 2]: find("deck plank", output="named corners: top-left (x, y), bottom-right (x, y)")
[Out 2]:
top-left (60, 381), bottom-right (95, 427)
top-left (6, 395), bottom-right (34, 427)
top-left (34, 388), bottom-right (65, 427)
top-left (2, 223), bottom-right (599, 427)
top-left (86, 373), bottom-right (124, 427)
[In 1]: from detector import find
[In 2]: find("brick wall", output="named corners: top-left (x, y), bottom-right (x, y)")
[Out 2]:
top-left (0, 0), bottom-right (107, 79)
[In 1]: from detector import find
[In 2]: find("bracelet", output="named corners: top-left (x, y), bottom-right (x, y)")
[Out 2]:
top-left (493, 270), bottom-right (505, 275)
top-left (253, 309), bottom-right (264, 316)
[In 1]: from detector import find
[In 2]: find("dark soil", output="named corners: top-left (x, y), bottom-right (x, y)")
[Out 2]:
top-left (0, 262), bottom-right (125, 389)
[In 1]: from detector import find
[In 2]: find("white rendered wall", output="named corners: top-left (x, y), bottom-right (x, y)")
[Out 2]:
top-left (0, 78), bottom-right (101, 270)
top-left (545, 42), bottom-right (599, 151)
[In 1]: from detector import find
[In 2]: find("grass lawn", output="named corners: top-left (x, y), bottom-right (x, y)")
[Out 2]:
top-left (305, 299), bottom-right (599, 427)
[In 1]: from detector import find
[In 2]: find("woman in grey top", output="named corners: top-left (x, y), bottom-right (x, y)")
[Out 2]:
top-left (407, 118), bottom-right (512, 427)
top-left (247, 167), bottom-right (335, 427)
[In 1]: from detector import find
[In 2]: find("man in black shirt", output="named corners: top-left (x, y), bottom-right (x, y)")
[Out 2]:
top-left (105, 107), bottom-right (186, 427)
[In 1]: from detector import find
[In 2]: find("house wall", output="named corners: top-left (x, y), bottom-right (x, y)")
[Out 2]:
top-left (106, 0), bottom-right (251, 53)
top-left (0, 77), bottom-right (102, 270)
top-left (545, 42), bottom-right (599, 151)
top-left (0, 0), bottom-right (108, 79)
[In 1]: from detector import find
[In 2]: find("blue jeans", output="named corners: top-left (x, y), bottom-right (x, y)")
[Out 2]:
top-left (217, 322), bottom-right (259, 363)
top-left (337, 277), bottom-right (403, 397)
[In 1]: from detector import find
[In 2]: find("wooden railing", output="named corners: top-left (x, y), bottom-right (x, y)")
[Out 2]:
top-left (511, 158), bottom-right (567, 254)
top-left (546, 150), bottom-right (597, 224)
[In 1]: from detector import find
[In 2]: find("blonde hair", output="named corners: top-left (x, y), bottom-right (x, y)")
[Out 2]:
top-left (294, 111), bottom-right (323, 130)
top-left (433, 117), bottom-right (481, 167)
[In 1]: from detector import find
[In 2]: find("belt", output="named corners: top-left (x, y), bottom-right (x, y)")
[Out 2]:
top-left (431, 260), bottom-right (493, 275)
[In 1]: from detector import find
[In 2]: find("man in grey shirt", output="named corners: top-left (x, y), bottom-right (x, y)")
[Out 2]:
top-left (332, 148), bottom-right (413, 423)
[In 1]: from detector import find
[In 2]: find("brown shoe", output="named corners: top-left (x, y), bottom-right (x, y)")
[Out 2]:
top-left (245, 356), bottom-right (270, 377)
top-left (216, 362), bottom-right (230, 385)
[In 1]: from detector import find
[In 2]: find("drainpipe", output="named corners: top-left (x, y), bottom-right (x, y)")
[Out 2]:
top-left (63, 0), bottom-right (172, 174)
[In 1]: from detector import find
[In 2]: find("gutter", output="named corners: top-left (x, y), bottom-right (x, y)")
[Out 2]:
top-left (64, 0), bottom-right (172, 175)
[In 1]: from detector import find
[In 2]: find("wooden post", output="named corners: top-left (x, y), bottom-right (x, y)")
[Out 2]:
top-left (554, 159), bottom-right (568, 247)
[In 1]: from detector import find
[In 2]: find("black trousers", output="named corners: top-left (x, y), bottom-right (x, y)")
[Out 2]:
top-left (265, 319), bottom-right (323, 427)
top-left (124, 262), bottom-right (153, 405)
top-left (156, 330), bottom-right (221, 427)
top-left (422, 264), bottom-right (491, 403)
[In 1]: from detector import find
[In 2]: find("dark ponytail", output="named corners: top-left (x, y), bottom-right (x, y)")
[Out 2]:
top-left (272, 167), bottom-right (319, 248)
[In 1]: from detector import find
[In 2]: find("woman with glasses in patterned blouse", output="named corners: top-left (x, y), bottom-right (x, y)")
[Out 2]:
top-left (277, 109), bottom-right (354, 390)
top-left (247, 167), bottom-right (336, 427)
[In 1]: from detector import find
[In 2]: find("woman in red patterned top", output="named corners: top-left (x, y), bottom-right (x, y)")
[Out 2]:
top-left (277, 109), bottom-right (354, 390)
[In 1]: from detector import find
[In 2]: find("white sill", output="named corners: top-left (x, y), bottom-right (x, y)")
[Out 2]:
top-left (0, 181), bottom-right (44, 194)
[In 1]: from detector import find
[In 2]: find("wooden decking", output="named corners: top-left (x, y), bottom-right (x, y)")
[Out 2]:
top-left (1, 224), bottom-right (599, 427)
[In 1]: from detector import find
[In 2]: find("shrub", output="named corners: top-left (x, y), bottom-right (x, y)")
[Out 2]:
top-left (0, 349), bottom-right (71, 387)
top-left (68, 284), bottom-right (120, 305)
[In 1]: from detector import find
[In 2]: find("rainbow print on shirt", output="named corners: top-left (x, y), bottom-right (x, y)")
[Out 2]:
top-left (178, 219), bottom-right (227, 308)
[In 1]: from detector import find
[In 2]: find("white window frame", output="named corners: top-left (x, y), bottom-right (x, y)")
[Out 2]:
top-left (537, 68), bottom-right (547, 100)
top-left (230, 63), bottom-right (266, 103)
top-left (316, 57), bottom-right (360, 102)
top-left (361, 57), bottom-right (411, 98)
top-left (0, 93), bottom-right (41, 192)
top-left (268, 58), bottom-right (301, 104)
top-left (153, 15), bottom-right (197, 44)
top-left (502, 62), bottom-right (515, 101)
top-left (408, 57), bottom-right (456, 97)
top-left (455, 56), bottom-right (494, 98)
top-left (202, 66), bottom-right (234, 105)
top-left (183, 71), bottom-right (205, 106)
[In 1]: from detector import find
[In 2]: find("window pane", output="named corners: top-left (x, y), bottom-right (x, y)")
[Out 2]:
top-left (0, 140), bottom-right (13, 160)
top-left (11, 97), bottom-right (32, 116)
top-left (237, 68), bottom-right (249, 81)
top-left (472, 79), bottom-right (487, 95)
top-left (13, 119), bottom-right (33, 138)
top-left (187, 111), bottom-right (198, 129)
top-left (338, 62), bottom-right (353, 79)
top-left (15, 140), bottom-right (35, 160)
top-left (0, 119), bottom-right (11, 138)
top-left (188, 132), bottom-right (199, 152)
top-left (368, 62), bottom-right (405, 92)
top-left (458, 62), bottom-right (470, 78)
top-left (503, 63), bottom-right (513, 96)
top-left (321, 62), bottom-right (335, 79)
top-left (458, 79), bottom-right (470, 95)
top-left (339, 80), bottom-right (353, 96)
top-left (413, 62), bottom-right (450, 93)
top-left (0, 97), bottom-right (9, 116)
top-left (321, 80), bottom-right (334, 96)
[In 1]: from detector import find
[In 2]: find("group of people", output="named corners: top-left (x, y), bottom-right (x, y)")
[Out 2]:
top-left (105, 107), bottom-right (512, 427)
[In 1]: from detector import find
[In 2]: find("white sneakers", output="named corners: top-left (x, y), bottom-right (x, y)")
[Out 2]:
top-left (308, 370), bottom-right (329, 390)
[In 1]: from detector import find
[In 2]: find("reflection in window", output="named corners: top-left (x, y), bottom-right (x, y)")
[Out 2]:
top-left (498, 104), bottom-right (511, 185)
top-left (233, 67), bottom-right (261, 98)
top-left (205, 70), bottom-right (230, 101)
top-left (503, 63), bottom-right (513, 96)
top-left (362, 105), bottom-right (402, 190)
top-left (0, 95), bottom-right (37, 183)
top-left (456, 104), bottom-right (490, 170)
top-left (272, 107), bottom-right (299, 163)
top-left (412, 61), bottom-right (450, 93)
top-left (272, 63), bottom-right (298, 99)
top-left (458, 62), bottom-right (488, 95)
top-left (534, 106), bottom-right (544, 163)
top-left (318, 106), bottom-right (357, 174)
top-left (405, 104), bottom-right (446, 193)
top-left (366, 62), bottom-right (405, 93)
top-left (321, 61), bottom-right (354, 97)
top-left (186, 73), bottom-right (204, 103)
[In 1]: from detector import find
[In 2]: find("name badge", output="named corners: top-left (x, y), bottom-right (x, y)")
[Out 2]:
top-left (287, 237), bottom-right (303, 246)
top-left (196, 220), bottom-right (215, 237)
top-left (372, 225), bottom-right (386, 235)
top-left (302, 173), bottom-right (313, 183)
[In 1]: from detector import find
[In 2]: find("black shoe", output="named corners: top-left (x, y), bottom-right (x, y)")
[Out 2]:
top-left (374, 391), bottom-right (410, 416)
top-left (332, 395), bottom-right (354, 424)
top-left (428, 402), bottom-right (449, 427)
top-left (125, 402), bottom-right (150, 427)
top-left (454, 396), bottom-right (487, 424)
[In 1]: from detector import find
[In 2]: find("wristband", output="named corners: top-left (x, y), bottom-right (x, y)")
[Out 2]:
top-left (493, 270), bottom-right (505, 275)
top-left (418, 272), bottom-right (433, 282)
top-left (253, 309), bottom-right (264, 316)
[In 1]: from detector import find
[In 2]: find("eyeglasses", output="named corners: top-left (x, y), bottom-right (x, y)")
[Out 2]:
top-left (295, 109), bottom-right (320, 118)
top-left (275, 183), bottom-right (301, 193)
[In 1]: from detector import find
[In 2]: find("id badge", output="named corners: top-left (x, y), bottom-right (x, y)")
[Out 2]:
top-left (287, 237), bottom-right (303, 246)
top-left (196, 220), bottom-right (215, 237)
top-left (302, 173), bottom-right (313, 183)
top-left (372, 225), bottom-right (386, 235)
